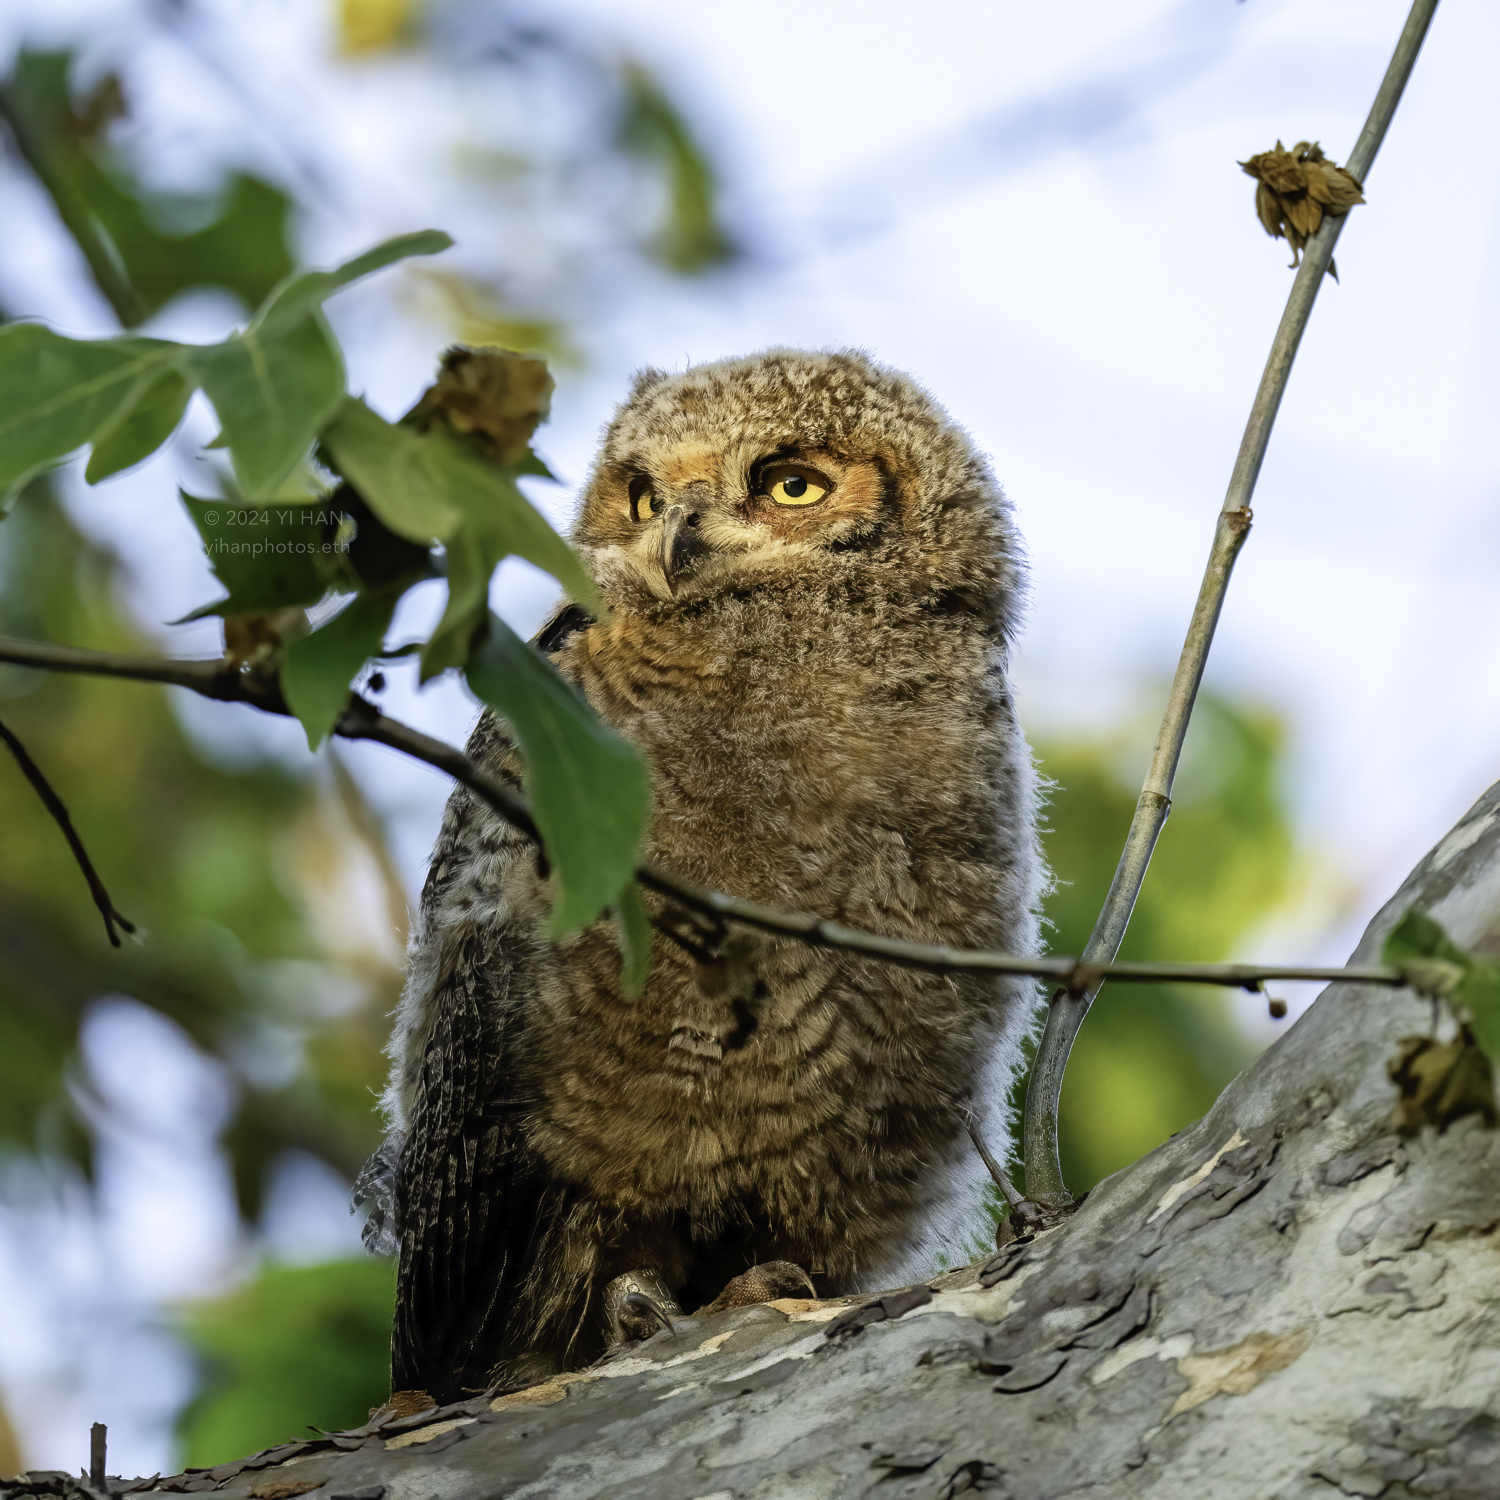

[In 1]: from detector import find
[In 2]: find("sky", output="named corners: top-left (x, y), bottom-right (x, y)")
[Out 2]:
top-left (1, 0), bottom-right (1496, 1475)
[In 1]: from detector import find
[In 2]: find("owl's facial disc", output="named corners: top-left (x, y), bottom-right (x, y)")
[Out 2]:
top-left (588, 449), bottom-right (880, 602)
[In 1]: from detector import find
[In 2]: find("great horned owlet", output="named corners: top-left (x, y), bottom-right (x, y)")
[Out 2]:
top-left (359, 349), bottom-right (1044, 1400)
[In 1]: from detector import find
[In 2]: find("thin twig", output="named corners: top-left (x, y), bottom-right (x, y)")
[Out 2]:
top-left (965, 1116), bottom-right (1024, 1210)
top-left (0, 713), bottom-right (136, 946)
top-left (0, 633), bottom-right (1414, 993)
top-left (1018, 0), bottom-right (1442, 1208)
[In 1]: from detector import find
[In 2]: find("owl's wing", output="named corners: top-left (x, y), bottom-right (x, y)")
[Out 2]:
top-left (391, 915), bottom-right (551, 1399)
top-left (381, 714), bottom-right (585, 1402)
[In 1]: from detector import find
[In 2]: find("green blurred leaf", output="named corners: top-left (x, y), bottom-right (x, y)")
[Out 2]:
top-left (0, 324), bottom-right (176, 501)
top-left (84, 368), bottom-right (191, 483)
top-left (1383, 909), bottom-right (1465, 969)
top-left (465, 613), bottom-right (651, 937)
top-left (1383, 909), bottom-right (1500, 1064)
top-left (178, 493), bottom-right (332, 617)
top-left (617, 62), bottom-right (733, 274)
top-left (281, 590), bottom-right (400, 749)
top-left (0, 483), bottom-right (394, 1205)
top-left (177, 1258), bottom-right (395, 1467)
top-left (0, 50), bottom-right (294, 325)
top-left (1040, 696), bottom-right (1292, 1193)
top-left (319, 397), bottom-right (602, 677)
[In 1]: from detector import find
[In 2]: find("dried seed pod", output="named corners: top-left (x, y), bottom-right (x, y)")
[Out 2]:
top-left (404, 345), bottom-right (554, 465)
top-left (1239, 140), bottom-right (1365, 273)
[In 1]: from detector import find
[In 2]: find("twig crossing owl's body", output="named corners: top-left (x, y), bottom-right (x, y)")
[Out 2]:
top-left (362, 350), bottom-right (1044, 1400)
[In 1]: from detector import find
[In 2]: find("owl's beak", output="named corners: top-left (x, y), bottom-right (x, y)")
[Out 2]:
top-left (657, 503), bottom-right (707, 592)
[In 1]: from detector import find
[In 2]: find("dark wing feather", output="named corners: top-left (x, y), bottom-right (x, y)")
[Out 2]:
top-left (387, 716), bottom-right (597, 1401)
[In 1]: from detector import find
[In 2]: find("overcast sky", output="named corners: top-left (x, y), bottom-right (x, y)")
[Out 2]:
top-left (2, 0), bottom-right (1496, 1474)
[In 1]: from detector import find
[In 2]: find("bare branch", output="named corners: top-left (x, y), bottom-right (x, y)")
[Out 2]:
top-left (0, 712), bottom-right (136, 946)
top-left (1020, 0), bottom-right (1442, 1207)
top-left (0, 633), bottom-right (1412, 994)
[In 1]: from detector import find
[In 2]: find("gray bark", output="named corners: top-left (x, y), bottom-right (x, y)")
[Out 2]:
top-left (12, 779), bottom-right (1500, 1500)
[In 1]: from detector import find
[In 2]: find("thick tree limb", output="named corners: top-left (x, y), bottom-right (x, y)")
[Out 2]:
top-left (0, 632), bottom-right (1413, 994)
top-left (1022, 0), bottom-right (1443, 1205)
top-left (26, 777), bottom-right (1500, 1500)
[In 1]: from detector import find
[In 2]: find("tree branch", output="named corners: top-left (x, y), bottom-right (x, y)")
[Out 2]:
top-left (1019, 0), bottom-right (1442, 1206)
top-left (0, 712), bottom-right (136, 946)
top-left (0, 632), bottom-right (1412, 993)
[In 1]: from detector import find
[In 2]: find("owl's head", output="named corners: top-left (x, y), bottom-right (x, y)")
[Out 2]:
top-left (573, 348), bottom-right (1023, 635)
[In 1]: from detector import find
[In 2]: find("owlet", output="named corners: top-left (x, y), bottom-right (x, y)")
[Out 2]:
top-left (358, 348), bottom-right (1044, 1401)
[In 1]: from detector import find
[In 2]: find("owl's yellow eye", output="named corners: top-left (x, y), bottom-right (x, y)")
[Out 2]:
top-left (627, 473), bottom-right (659, 522)
top-left (759, 463), bottom-right (831, 507)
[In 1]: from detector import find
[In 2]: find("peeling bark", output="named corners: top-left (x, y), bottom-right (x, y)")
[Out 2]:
top-left (10, 781), bottom-right (1500, 1500)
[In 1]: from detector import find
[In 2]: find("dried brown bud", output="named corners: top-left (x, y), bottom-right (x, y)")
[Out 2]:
top-left (222, 607), bottom-right (309, 667)
top-left (1267, 995), bottom-right (1288, 1020)
top-left (1386, 1027), bottom-right (1497, 1136)
top-left (404, 345), bottom-right (554, 466)
top-left (1238, 140), bottom-right (1365, 273)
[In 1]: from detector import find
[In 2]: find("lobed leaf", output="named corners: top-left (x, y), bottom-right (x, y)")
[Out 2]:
top-left (465, 613), bottom-right (651, 938)
top-left (184, 314), bottom-right (345, 500)
top-left (253, 230), bottom-right (453, 335)
top-left (178, 493), bottom-right (334, 618)
top-left (281, 589), bottom-right (401, 749)
top-left (0, 324), bottom-right (176, 500)
top-left (85, 368), bottom-right (192, 483)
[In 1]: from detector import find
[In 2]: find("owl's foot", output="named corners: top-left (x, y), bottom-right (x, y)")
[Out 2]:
top-left (701, 1260), bottom-right (816, 1315)
top-left (603, 1268), bottom-right (684, 1344)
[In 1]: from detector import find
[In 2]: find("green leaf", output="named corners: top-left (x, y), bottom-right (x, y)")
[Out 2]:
top-left (85, 368), bottom-right (192, 482)
top-left (253, 230), bottom-right (453, 333)
top-left (1458, 962), bottom-right (1500, 1064)
top-left (178, 493), bottom-right (334, 617)
top-left (177, 233), bottom-right (452, 499)
top-left (1384, 908), bottom-right (1500, 1063)
top-left (616, 62), bottom-right (734, 274)
top-left (320, 398), bottom-right (602, 678)
top-left (1382, 910), bottom-right (1465, 968)
top-left (281, 590), bottom-right (400, 749)
top-left (318, 396), bottom-right (461, 539)
top-left (184, 313), bottom-right (345, 500)
top-left (465, 613), bottom-right (651, 937)
top-left (615, 883), bottom-right (653, 996)
top-left (0, 324), bottom-right (177, 500)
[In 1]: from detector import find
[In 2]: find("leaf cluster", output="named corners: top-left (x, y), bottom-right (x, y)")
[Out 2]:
top-left (0, 235), bottom-right (651, 949)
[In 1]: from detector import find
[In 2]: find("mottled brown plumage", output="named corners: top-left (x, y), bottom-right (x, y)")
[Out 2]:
top-left (358, 348), bottom-right (1044, 1401)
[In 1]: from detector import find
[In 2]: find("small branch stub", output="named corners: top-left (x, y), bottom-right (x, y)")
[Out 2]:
top-left (89, 1423), bottom-right (106, 1491)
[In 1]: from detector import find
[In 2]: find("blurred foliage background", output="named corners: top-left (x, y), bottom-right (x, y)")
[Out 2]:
top-left (0, 0), bottom-right (1296, 1474)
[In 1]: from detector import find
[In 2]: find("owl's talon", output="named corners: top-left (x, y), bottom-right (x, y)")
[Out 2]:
top-left (623, 1291), bottom-right (678, 1338)
top-left (603, 1268), bottom-right (684, 1345)
top-left (702, 1260), bottom-right (817, 1315)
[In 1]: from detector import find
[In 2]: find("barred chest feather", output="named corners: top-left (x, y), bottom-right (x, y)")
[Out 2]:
top-left (517, 579), bottom-right (1025, 1241)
